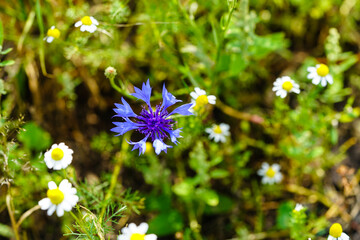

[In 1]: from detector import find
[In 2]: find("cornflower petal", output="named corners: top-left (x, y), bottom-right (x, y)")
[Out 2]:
top-left (166, 128), bottom-right (183, 145)
top-left (169, 103), bottom-right (194, 116)
top-left (111, 118), bottom-right (139, 136)
top-left (131, 79), bottom-right (152, 107)
top-left (114, 97), bottom-right (138, 118)
top-left (161, 84), bottom-right (181, 110)
top-left (153, 139), bottom-right (172, 155)
top-left (128, 135), bottom-right (149, 155)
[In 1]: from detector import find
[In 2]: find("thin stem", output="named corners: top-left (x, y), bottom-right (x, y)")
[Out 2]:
top-left (16, 205), bottom-right (41, 228)
top-left (109, 76), bottom-right (136, 100)
top-left (6, 194), bottom-right (20, 240)
top-left (69, 210), bottom-right (92, 239)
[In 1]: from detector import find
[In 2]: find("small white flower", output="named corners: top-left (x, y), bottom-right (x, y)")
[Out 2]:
top-left (190, 87), bottom-right (216, 112)
top-left (74, 16), bottom-right (99, 33)
top-left (293, 203), bottom-right (304, 212)
top-left (257, 162), bottom-right (283, 185)
top-left (307, 64), bottom-right (333, 87)
top-left (272, 76), bottom-right (300, 98)
top-left (118, 222), bottom-right (157, 240)
top-left (38, 179), bottom-right (79, 217)
top-left (43, 26), bottom-right (60, 43)
top-left (44, 143), bottom-right (73, 170)
top-left (327, 223), bottom-right (349, 240)
top-left (205, 123), bottom-right (230, 143)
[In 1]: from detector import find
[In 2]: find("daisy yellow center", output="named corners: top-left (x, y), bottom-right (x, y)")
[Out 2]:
top-left (47, 188), bottom-right (64, 205)
top-left (47, 28), bottom-right (60, 38)
top-left (213, 125), bottom-right (222, 134)
top-left (329, 223), bottom-right (342, 238)
top-left (265, 167), bottom-right (276, 178)
top-left (316, 64), bottom-right (329, 77)
top-left (51, 148), bottom-right (64, 161)
top-left (282, 81), bottom-right (293, 91)
top-left (81, 16), bottom-right (92, 25)
top-left (130, 233), bottom-right (145, 240)
top-left (196, 95), bottom-right (209, 106)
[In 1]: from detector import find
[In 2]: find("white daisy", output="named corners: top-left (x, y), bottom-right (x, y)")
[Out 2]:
top-left (118, 222), bottom-right (157, 240)
top-left (257, 162), bottom-right (283, 185)
top-left (307, 64), bottom-right (333, 87)
top-left (190, 87), bottom-right (216, 112)
top-left (38, 179), bottom-right (79, 217)
top-left (293, 203), bottom-right (304, 212)
top-left (328, 223), bottom-right (349, 240)
top-left (74, 16), bottom-right (99, 33)
top-left (43, 26), bottom-right (60, 43)
top-left (272, 76), bottom-right (300, 98)
top-left (44, 143), bottom-right (73, 170)
top-left (205, 123), bottom-right (230, 143)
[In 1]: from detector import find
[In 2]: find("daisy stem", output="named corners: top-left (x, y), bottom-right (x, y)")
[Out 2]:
top-left (69, 210), bottom-right (93, 239)
top-left (6, 194), bottom-right (20, 240)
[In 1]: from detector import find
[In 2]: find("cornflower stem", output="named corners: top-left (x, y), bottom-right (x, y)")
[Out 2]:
top-left (98, 135), bottom-right (128, 224)
top-left (109, 76), bottom-right (136, 100)
top-left (6, 194), bottom-right (20, 240)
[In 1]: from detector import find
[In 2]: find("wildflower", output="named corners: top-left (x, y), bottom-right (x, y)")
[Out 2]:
top-left (111, 79), bottom-right (193, 155)
top-left (293, 203), bottom-right (304, 212)
top-left (272, 76), bottom-right (300, 98)
top-left (190, 87), bottom-right (216, 112)
top-left (74, 16), bottom-right (99, 33)
top-left (38, 179), bottom-right (79, 217)
top-left (118, 222), bottom-right (157, 240)
top-left (328, 223), bottom-right (349, 240)
top-left (257, 162), bottom-right (283, 184)
top-left (307, 64), bottom-right (333, 87)
top-left (43, 26), bottom-right (60, 43)
top-left (205, 123), bottom-right (230, 143)
top-left (44, 143), bottom-right (74, 170)
top-left (105, 66), bottom-right (117, 79)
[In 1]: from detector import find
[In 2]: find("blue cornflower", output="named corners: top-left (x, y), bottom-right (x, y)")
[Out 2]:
top-left (111, 79), bottom-right (193, 155)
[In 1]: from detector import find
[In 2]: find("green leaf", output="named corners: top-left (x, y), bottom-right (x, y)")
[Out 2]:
top-left (204, 194), bottom-right (234, 214)
top-left (172, 180), bottom-right (194, 197)
top-left (148, 210), bottom-right (184, 236)
top-left (1, 48), bottom-right (13, 55)
top-left (17, 122), bottom-right (52, 151)
top-left (276, 201), bottom-right (293, 230)
top-left (210, 169), bottom-right (229, 179)
top-left (0, 19), bottom-right (3, 48)
top-left (0, 60), bottom-right (15, 67)
top-left (0, 223), bottom-right (14, 238)
top-left (196, 188), bottom-right (219, 206)
top-left (0, 79), bottom-right (6, 95)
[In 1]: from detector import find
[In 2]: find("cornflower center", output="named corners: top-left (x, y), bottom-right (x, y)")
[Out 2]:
top-left (213, 125), bottom-right (222, 134)
top-left (47, 28), bottom-right (60, 38)
top-left (316, 64), bottom-right (329, 77)
top-left (266, 167), bottom-right (276, 178)
top-left (130, 233), bottom-right (145, 240)
top-left (47, 188), bottom-right (64, 205)
top-left (81, 16), bottom-right (92, 25)
top-left (137, 105), bottom-right (174, 141)
top-left (329, 223), bottom-right (342, 238)
top-left (51, 148), bottom-right (64, 161)
top-left (282, 81), bottom-right (293, 91)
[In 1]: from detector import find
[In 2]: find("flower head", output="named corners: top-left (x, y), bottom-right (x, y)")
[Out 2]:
top-left (307, 64), bottom-right (333, 87)
top-left (293, 203), bottom-right (304, 213)
top-left (38, 179), bottom-right (79, 217)
top-left (190, 87), bottom-right (216, 112)
top-left (111, 79), bottom-right (193, 155)
top-left (118, 222), bottom-right (157, 240)
top-left (205, 123), bottom-right (230, 143)
top-left (257, 162), bottom-right (283, 184)
top-left (328, 223), bottom-right (349, 240)
top-left (44, 26), bottom-right (60, 43)
top-left (105, 66), bottom-right (117, 79)
top-left (44, 143), bottom-right (73, 170)
top-left (74, 16), bottom-right (99, 33)
top-left (272, 76), bottom-right (300, 98)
